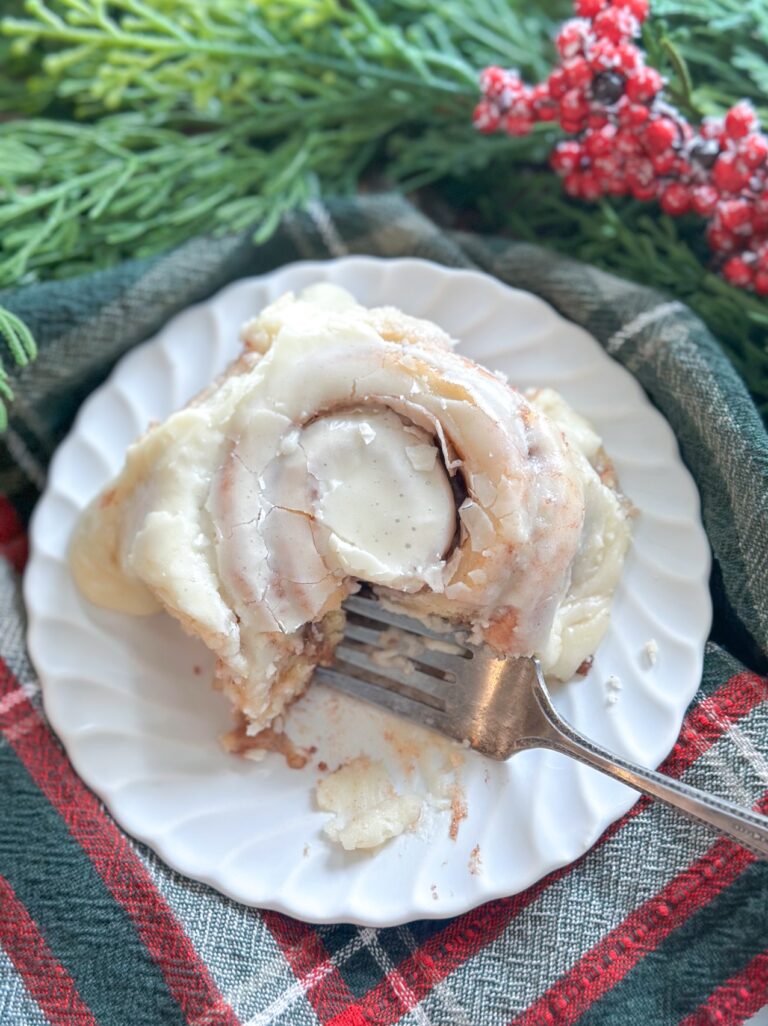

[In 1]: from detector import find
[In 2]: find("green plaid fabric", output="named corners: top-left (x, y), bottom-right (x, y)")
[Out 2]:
top-left (0, 194), bottom-right (766, 1026)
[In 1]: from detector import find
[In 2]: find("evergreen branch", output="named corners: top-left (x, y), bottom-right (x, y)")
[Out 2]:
top-left (0, 305), bottom-right (39, 431)
top-left (0, 0), bottom-right (766, 429)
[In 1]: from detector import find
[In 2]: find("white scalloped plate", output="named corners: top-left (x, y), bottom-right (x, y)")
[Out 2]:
top-left (25, 258), bottom-right (711, 926)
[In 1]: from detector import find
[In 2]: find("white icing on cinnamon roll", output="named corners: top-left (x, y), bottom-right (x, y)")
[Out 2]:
top-left (70, 284), bottom-right (631, 735)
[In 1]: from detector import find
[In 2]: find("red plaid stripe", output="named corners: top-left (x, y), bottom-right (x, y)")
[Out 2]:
top-left (264, 670), bottom-right (766, 1026)
top-left (0, 874), bottom-right (99, 1026)
top-left (0, 658), bottom-right (242, 1026)
top-left (0, 495), bottom-right (27, 572)
top-left (511, 826), bottom-right (762, 1026)
top-left (262, 912), bottom-right (360, 1024)
top-left (678, 950), bottom-right (768, 1026)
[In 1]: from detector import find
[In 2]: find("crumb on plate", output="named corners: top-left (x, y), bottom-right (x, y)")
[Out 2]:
top-left (469, 844), bottom-right (482, 875)
top-left (605, 674), bottom-right (622, 708)
top-left (317, 756), bottom-right (422, 851)
top-left (643, 638), bottom-right (659, 667)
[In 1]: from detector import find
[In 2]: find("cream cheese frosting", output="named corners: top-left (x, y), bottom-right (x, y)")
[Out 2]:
top-left (70, 283), bottom-right (631, 736)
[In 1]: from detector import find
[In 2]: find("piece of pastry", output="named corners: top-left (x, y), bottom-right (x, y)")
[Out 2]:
top-left (70, 284), bottom-right (631, 741)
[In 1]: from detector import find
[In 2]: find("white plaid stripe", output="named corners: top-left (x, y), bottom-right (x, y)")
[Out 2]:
top-left (1, 711), bottom-right (39, 745)
top-left (283, 211), bottom-right (319, 260)
top-left (1, 428), bottom-right (45, 491)
top-left (0, 681), bottom-right (38, 718)
top-left (605, 301), bottom-right (685, 355)
top-left (240, 931), bottom-right (372, 1026)
top-left (306, 201), bottom-right (349, 259)
top-left (0, 948), bottom-right (49, 1026)
top-left (396, 927), bottom-right (473, 1026)
top-left (0, 562), bottom-right (39, 695)
top-left (358, 928), bottom-right (434, 1026)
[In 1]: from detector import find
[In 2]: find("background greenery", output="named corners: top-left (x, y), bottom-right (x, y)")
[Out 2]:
top-left (1, 0), bottom-right (767, 425)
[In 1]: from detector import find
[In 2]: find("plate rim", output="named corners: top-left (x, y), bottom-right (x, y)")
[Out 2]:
top-left (24, 255), bottom-right (712, 925)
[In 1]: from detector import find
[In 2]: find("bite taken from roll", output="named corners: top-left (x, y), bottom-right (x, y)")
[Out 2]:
top-left (70, 284), bottom-right (631, 741)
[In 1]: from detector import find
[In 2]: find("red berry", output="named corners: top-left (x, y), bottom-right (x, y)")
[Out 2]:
top-left (580, 172), bottom-right (603, 201)
top-left (756, 189), bottom-right (768, 215)
top-left (651, 151), bottom-right (677, 175)
top-left (593, 7), bottom-right (639, 42)
top-left (617, 98), bottom-right (650, 126)
top-left (560, 88), bottom-right (590, 122)
top-left (574, 0), bottom-right (604, 16)
top-left (594, 153), bottom-right (620, 175)
top-left (739, 133), bottom-right (768, 169)
top-left (752, 213), bottom-right (768, 234)
top-left (556, 20), bottom-right (590, 60)
top-left (643, 117), bottom-right (678, 154)
top-left (587, 112), bottom-right (610, 129)
top-left (548, 69), bottom-right (569, 99)
top-left (754, 270), bottom-right (768, 295)
top-left (614, 0), bottom-right (649, 22)
top-left (725, 102), bottom-right (758, 141)
top-left (551, 140), bottom-right (584, 174)
top-left (504, 114), bottom-right (533, 136)
top-left (532, 82), bottom-right (559, 120)
top-left (722, 255), bottom-right (754, 287)
top-left (560, 119), bottom-right (585, 134)
top-left (707, 225), bottom-right (736, 253)
top-left (756, 245), bottom-right (768, 272)
top-left (625, 157), bottom-right (654, 188)
top-left (632, 181), bottom-right (658, 201)
top-left (626, 67), bottom-right (663, 103)
top-left (584, 124), bottom-right (616, 157)
top-left (713, 152), bottom-right (749, 193)
top-left (717, 198), bottom-right (753, 233)
top-left (602, 175), bottom-right (629, 196)
top-left (691, 185), bottom-right (719, 217)
top-left (616, 128), bottom-right (643, 156)
top-left (479, 66), bottom-right (519, 102)
top-left (615, 42), bottom-right (642, 72)
top-left (588, 38), bottom-right (619, 71)
top-left (564, 57), bottom-right (593, 89)
top-left (660, 182), bottom-right (691, 216)
top-left (507, 88), bottom-right (533, 115)
top-left (472, 101), bottom-right (501, 133)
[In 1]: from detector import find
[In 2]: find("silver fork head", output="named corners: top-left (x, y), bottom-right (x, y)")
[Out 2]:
top-left (313, 592), bottom-right (551, 760)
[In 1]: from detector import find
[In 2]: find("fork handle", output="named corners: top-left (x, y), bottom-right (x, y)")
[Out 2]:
top-left (534, 687), bottom-right (768, 859)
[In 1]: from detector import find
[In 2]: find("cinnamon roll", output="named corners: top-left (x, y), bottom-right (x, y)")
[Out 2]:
top-left (70, 284), bottom-right (631, 740)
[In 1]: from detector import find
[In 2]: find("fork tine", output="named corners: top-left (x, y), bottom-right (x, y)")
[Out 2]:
top-left (313, 666), bottom-right (452, 734)
top-left (334, 643), bottom-right (452, 703)
top-left (344, 594), bottom-right (470, 647)
top-left (342, 621), bottom-right (388, 647)
top-left (343, 620), bottom-right (463, 674)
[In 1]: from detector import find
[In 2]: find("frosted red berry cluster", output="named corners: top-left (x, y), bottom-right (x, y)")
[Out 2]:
top-left (473, 0), bottom-right (768, 294)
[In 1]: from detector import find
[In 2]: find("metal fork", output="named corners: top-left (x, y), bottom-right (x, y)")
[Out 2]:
top-left (314, 593), bottom-right (768, 858)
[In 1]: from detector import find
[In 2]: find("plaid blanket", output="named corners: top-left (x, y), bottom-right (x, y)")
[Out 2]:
top-left (1, 194), bottom-right (767, 1026)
